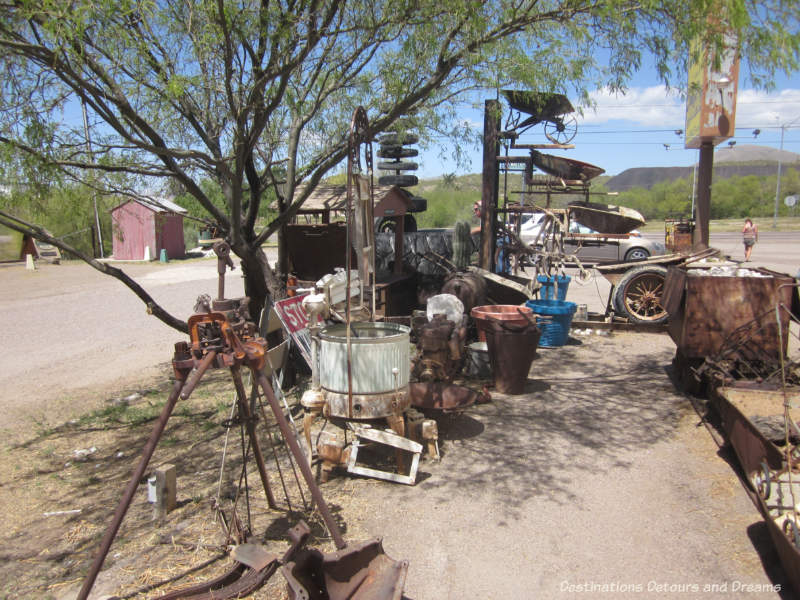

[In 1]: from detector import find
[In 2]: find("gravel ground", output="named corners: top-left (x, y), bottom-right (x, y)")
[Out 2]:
top-left (0, 235), bottom-right (797, 599)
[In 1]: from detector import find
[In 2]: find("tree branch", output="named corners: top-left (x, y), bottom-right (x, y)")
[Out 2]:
top-left (0, 210), bottom-right (189, 334)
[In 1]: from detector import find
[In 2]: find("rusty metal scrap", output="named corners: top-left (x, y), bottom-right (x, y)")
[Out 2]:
top-left (411, 313), bottom-right (467, 382)
top-left (159, 521), bottom-right (309, 600)
top-left (695, 303), bottom-right (800, 387)
top-left (409, 381), bottom-right (488, 413)
top-left (283, 534), bottom-right (408, 600)
top-left (77, 242), bottom-right (348, 600)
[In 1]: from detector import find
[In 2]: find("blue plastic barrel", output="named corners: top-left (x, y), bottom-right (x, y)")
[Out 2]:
top-left (525, 299), bottom-right (577, 347)
top-left (537, 274), bottom-right (571, 301)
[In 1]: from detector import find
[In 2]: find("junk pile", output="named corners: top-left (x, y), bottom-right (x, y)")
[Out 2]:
top-left (75, 238), bottom-right (409, 600)
top-left (664, 262), bottom-right (800, 594)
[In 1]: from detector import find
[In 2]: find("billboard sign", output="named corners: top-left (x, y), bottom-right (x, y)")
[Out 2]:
top-left (685, 34), bottom-right (739, 148)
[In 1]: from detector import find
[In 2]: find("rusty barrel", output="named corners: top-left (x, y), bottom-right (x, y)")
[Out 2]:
top-left (471, 305), bottom-right (540, 394)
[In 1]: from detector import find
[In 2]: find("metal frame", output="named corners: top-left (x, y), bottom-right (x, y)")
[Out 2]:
top-left (347, 426), bottom-right (422, 486)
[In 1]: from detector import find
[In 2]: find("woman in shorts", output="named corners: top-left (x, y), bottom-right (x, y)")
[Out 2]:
top-left (742, 218), bottom-right (758, 262)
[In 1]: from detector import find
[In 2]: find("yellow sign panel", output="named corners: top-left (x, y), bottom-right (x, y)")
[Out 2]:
top-left (685, 35), bottom-right (739, 148)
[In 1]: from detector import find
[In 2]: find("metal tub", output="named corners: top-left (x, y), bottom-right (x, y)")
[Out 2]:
top-left (320, 322), bottom-right (411, 419)
top-left (662, 265), bottom-right (797, 360)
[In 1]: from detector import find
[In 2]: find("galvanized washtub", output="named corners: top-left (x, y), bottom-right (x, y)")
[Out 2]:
top-left (319, 322), bottom-right (411, 419)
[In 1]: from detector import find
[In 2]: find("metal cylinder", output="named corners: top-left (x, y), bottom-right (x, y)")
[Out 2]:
top-left (319, 322), bottom-right (410, 394)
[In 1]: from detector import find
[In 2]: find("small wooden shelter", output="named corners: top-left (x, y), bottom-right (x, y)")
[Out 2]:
top-left (282, 184), bottom-right (413, 279)
top-left (111, 197), bottom-right (186, 261)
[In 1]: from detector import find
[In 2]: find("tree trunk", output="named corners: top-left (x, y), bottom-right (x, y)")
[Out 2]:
top-left (237, 244), bottom-right (285, 325)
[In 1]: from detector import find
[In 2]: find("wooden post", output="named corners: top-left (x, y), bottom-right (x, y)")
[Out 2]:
top-left (693, 141), bottom-right (714, 250)
top-left (480, 99), bottom-right (500, 271)
top-left (153, 464), bottom-right (177, 519)
top-left (393, 216), bottom-right (405, 275)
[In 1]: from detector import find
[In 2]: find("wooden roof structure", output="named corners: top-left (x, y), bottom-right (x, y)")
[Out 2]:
top-left (287, 184), bottom-right (410, 212)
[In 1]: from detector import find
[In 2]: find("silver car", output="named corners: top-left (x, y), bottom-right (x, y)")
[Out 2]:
top-left (518, 214), bottom-right (666, 264)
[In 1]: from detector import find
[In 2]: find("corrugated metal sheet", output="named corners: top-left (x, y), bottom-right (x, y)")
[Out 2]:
top-left (319, 323), bottom-right (410, 394)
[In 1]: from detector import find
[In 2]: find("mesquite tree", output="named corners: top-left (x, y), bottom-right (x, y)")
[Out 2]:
top-left (1, 0), bottom-right (797, 331)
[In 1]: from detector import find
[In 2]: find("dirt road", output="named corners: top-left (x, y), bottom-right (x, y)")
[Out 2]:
top-left (0, 259), bottom-right (243, 443)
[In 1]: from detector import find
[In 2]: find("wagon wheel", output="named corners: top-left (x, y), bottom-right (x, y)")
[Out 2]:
top-left (783, 516), bottom-right (800, 549)
top-left (543, 114), bottom-right (577, 144)
top-left (753, 461), bottom-right (772, 499)
top-left (612, 265), bottom-right (668, 324)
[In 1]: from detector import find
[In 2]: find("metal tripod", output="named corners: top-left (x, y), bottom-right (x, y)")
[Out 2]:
top-left (77, 244), bottom-right (345, 600)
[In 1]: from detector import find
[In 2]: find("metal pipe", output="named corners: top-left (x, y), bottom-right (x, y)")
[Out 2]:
top-left (77, 377), bottom-right (185, 600)
top-left (230, 366), bottom-right (278, 508)
top-left (180, 350), bottom-right (217, 400)
top-left (773, 116), bottom-right (800, 228)
top-left (255, 371), bottom-right (346, 549)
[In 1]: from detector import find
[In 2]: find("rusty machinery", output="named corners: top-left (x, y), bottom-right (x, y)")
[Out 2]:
top-left (479, 91), bottom-right (606, 284)
top-left (76, 240), bottom-right (408, 600)
top-left (411, 312), bottom-right (468, 383)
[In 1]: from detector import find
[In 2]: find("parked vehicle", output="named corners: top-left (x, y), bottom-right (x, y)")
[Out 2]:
top-left (517, 213), bottom-right (666, 264)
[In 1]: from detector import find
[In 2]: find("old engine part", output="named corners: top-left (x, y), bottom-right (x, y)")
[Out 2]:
top-left (409, 381), bottom-right (489, 413)
top-left (411, 313), bottom-right (467, 383)
top-left (441, 270), bottom-right (487, 316)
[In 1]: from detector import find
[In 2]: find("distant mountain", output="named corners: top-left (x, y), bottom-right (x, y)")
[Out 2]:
top-left (605, 144), bottom-right (800, 191)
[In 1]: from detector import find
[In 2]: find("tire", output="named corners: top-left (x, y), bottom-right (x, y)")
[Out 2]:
top-left (378, 174), bottom-right (418, 187)
top-left (377, 146), bottom-right (419, 159)
top-left (409, 196), bottom-right (427, 212)
top-left (624, 247), bottom-right (650, 262)
top-left (375, 215), bottom-right (417, 233)
top-left (378, 132), bottom-right (419, 145)
top-left (612, 265), bottom-right (668, 324)
top-left (377, 160), bottom-right (418, 171)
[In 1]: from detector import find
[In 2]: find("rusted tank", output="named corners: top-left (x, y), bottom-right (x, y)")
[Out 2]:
top-left (319, 322), bottom-right (411, 419)
top-left (662, 265), bottom-right (797, 360)
top-left (441, 271), bottom-right (487, 315)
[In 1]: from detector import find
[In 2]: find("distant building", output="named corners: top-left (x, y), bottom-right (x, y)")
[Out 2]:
top-left (110, 197), bottom-right (186, 260)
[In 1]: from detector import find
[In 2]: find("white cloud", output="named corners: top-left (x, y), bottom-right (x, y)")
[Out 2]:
top-left (574, 86), bottom-right (800, 129)
top-left (575, 86), bottom-right (684, 126)
top-left (735, 88), bottom-right (800, 128)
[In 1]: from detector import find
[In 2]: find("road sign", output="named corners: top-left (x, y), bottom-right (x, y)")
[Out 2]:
top-left (272, 294), bottom-right (312, 368)
top-left (785, 195), bottom-right (797, 208)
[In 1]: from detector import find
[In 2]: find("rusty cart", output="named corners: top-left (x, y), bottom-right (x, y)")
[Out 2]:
top-left (593, 247), bottom-right (720, 325)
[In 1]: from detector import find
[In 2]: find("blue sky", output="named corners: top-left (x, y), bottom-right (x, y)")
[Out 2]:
top-left (415, 71), bottom-right (800, 179)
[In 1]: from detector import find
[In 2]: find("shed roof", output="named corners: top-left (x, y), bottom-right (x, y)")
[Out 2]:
top-left (112, 196), bottom-right (187, 214)
top-left (285, 184), bottom-right (410, 212)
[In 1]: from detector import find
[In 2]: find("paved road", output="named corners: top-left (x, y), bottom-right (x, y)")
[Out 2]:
top-left (705, 231), bottom-right (800, 275)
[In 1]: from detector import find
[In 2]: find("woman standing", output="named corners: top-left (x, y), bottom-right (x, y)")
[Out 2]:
top-left (742, 218), bottom-right (758, 262)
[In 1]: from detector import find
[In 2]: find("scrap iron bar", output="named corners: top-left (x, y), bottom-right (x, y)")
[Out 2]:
top-left (77, 377), bottom-right (185, 600)
top-left (256, 371), bottom-right (346, 549)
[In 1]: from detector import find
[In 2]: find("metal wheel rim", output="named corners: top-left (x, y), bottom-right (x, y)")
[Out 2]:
top-left (544, 114), bottom-right (577, 144)
top-left (626, 249), bottom-right (649, 261)
top-left (621, 272), bottom-right (666, 322)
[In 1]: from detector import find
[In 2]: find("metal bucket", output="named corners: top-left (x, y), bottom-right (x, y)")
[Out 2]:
top-left (482, 318), bottom-right (541, 395)
top-left (319, 322), bottom-right (411, 419)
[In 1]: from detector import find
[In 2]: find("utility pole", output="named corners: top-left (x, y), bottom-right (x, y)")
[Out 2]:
top-left (773, 115), bottom-right (800, 229)
top-left (82, 101), bottom-right (104, 258)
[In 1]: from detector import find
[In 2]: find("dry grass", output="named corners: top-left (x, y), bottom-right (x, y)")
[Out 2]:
top-left (0, 370), bottom-right (352, 599)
